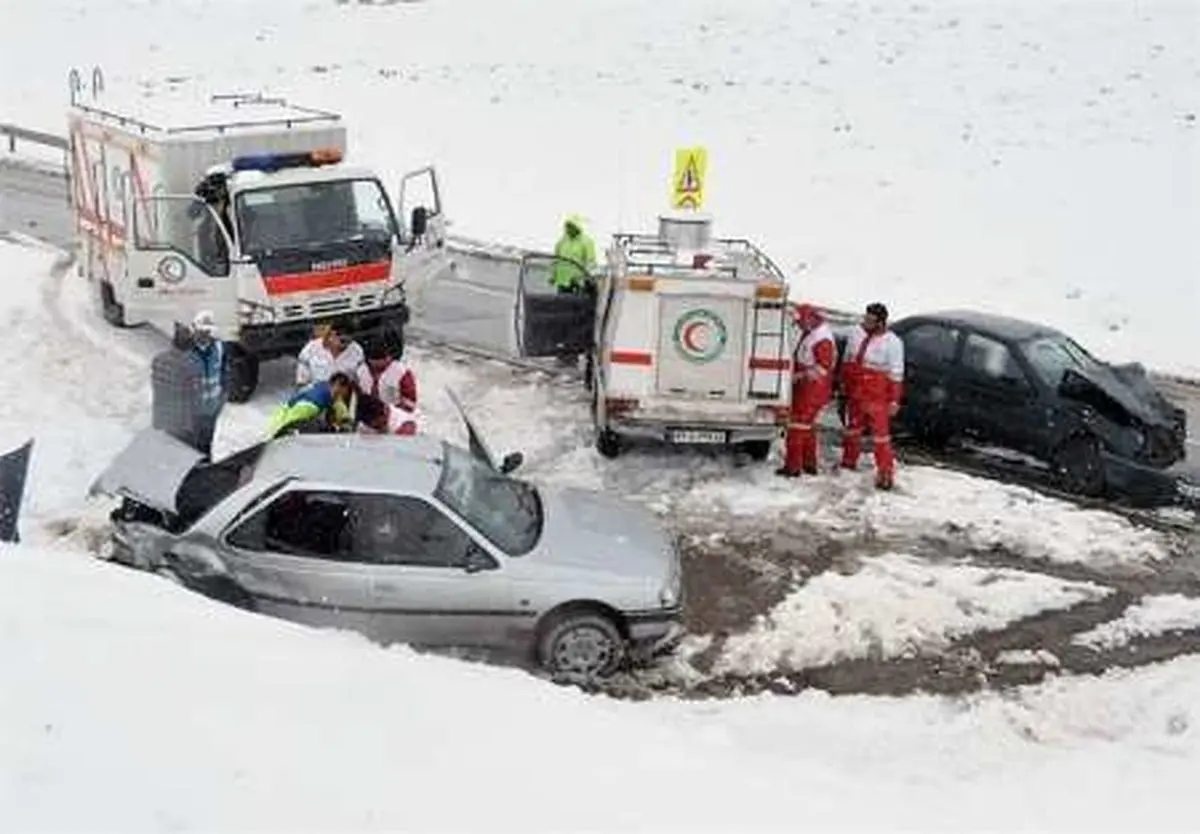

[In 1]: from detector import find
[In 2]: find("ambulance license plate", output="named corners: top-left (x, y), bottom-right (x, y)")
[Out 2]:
top-left (670, 429), bottom-right (727, 445)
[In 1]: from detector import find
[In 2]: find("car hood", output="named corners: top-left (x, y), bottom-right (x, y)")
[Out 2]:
top-left (89, 428), bottom-right (206, 515)
top-left (1070, 362), bottom-right (1176, 428)
top-left (528, 487), bottom-right (676, 583)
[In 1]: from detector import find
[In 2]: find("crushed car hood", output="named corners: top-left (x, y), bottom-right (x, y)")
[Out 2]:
top-left (529, 487), bottom-right (676, 582)
top-left (1082, 362), bottom-right (1176, 427)
top-left (90, 428), bottom-right (205, 515)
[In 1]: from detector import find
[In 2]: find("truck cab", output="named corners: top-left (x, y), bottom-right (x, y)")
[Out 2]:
top-left (68, 91), bottom-right (449, 402)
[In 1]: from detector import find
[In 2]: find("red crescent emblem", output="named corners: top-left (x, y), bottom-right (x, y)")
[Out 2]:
top-left (682, 320), bottom-right (705, 353)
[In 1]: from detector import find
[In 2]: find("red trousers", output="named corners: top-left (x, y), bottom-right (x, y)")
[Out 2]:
top-left (784, 380), bottom-right (832, 472)
top-left (840, 398), bottom-right (896, 481)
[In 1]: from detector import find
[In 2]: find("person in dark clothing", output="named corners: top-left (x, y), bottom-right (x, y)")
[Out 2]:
top-left (188, 310), bottom-right (229, 458)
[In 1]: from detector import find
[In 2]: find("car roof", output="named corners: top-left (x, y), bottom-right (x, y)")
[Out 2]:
top-left (253, 432), bottom-right (447, 494)
top-left (897, 309), bottom-right (1063, 343)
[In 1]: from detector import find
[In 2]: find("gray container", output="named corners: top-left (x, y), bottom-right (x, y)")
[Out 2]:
top-left (151, 332), bottom-right (203, 448)
top-left (658, 212), bottom-right (713, 251)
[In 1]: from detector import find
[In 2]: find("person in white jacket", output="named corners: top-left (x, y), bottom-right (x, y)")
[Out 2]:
top-left (295, 322), bottom-right (364, 387)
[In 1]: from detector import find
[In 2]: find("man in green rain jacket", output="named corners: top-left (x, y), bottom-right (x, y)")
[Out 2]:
top-left (551, 215), bottom-right (597, 293)
top-left (266, 373), bottom-right (355, 439)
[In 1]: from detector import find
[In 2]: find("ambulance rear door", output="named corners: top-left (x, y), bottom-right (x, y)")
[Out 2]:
top-left (654, 291), bottom-right (749, 401)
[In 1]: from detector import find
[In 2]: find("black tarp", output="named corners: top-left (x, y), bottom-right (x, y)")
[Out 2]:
top-left (0, 439), bottom-right (33, 544)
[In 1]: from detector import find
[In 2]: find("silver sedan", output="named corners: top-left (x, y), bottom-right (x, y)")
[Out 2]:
top-left (91, 400), bottom-right (683, 679)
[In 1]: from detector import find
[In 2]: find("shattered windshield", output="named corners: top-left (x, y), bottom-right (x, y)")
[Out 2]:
top-left (234, 178), bottom-right (398, 255)
top-left (1022, 335), bottom-right (1105, 388)
top-left (433, 443), bottom-right (542, 556)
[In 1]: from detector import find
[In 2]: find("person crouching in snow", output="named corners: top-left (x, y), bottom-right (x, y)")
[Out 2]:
top-left (839, 302), bottom-right (905, 490)
top-left (355, 392), bottom-right (418, 437)
top-left (295, 321), bottom-right (365, 387)
top-left (188, 310), bottom-right (229, 459)
top-left (267, 372), bottom-right (355, 439)
top-left (356, 338), bottom-right (417, 414)
top-left (776, 303), bottom-right (836, 478)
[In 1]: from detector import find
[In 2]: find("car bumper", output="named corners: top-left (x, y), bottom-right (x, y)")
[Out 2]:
top-left (624, 607), bottom-right (685, 661)
top-left (1101, 451), bottom-right (1196, 508)
top-left (610, 418), bottom-right (782, 446)
top-left (238, 302), bottom-right (410, 360)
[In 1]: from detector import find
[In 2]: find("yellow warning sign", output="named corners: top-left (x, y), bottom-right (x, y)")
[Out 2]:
top-left (670, 146), bottom-right (708, 210)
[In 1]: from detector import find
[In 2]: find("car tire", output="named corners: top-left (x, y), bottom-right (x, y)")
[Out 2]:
top-left (537, 609), bottom-right (625, 679)
top-left (742, 440), bottom-right (772, 461)
top-left (1054, 434), bottom-right (1106, 497)
top-left (596, 428), bottom-right (621, 459)
top-left (99, 281), bottom-right (129, 328)
top-left (226, 346), bottom-right (259, 404)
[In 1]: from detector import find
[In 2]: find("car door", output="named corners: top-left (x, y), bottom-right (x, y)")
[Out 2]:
top-left (350, 492), bottom-right (532, 651)
top-left (218, 487), bottom-right (376, 635)
top-left (125, 195), bottom-right (238, 335)
top-left (954, 332), bottom-right (1046, 456)
top-left (895, 321), bottom-right (963, 436)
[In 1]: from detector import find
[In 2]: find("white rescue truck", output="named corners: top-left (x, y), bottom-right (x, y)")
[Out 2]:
top-left (68, 85), bottom-right (448, 401)
top-left (516, 212), bottom-right (793, 459)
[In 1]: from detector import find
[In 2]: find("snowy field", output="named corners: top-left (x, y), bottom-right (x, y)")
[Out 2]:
top-left (2, 228), bottom-right (1200, 827)
top-left (2, 0), bottom-right (1199, 376)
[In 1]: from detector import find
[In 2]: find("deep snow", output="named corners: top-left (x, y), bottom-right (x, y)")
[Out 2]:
top-left (2, 0), bottom-right (1198, 375)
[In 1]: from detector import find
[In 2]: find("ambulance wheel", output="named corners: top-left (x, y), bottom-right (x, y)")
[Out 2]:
top-left (226, 348), bottom-right (259, 404)
top-left (596, 428), bottom-right (621, 459)
top-left (742, 440), bottom-right (772, 462)
top-left (99, 282), bottom-right (129, 328)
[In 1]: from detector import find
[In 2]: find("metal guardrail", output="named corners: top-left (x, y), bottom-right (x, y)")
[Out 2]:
top-left (1, 123), bottom-right (68, 153)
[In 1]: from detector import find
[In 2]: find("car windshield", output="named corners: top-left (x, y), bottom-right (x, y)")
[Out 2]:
top-left (1022, 335), bottom-right (1106, 388)
top-left (234, 178), bottom-right (398, 255)
top-left (433, 443), bottom-right (542, 556)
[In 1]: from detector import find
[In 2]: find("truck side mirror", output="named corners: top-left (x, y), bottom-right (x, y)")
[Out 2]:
top-left (410, 206), bottom-right (428, 241)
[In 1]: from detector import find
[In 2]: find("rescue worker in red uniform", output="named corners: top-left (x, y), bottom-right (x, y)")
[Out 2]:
top-left (840, 302), bottom-right (905, 490)
top-left (776, 303), bottom-right (836, 478)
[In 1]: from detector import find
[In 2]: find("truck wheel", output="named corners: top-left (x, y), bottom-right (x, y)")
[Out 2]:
top-left (1054, 435), bottom-right (1106, 497)
top-left (99, 282), bottom-right (129, 328)
top-left (596, 428), bottom-right (621, 459)
top-left (226, 347), bottom-right (260, 404)
top-left (741, 440), bottom-right (772, 461)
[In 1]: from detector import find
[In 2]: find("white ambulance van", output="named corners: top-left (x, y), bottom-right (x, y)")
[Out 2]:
top-left (69, 87), bottom-right (448, 401)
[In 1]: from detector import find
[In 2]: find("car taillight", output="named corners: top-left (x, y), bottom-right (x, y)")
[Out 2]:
top-left (605, 398), bottom-right (639, 416)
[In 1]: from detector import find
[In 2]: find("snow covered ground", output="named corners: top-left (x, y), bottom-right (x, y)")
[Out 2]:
top-left (3, 0), bottom-right (1199, 375)
top-left (2, 233), bottom-right (1200, 828)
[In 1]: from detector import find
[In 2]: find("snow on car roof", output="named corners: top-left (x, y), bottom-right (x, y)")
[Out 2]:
top-left (254, 433), bottom-right (445, 494)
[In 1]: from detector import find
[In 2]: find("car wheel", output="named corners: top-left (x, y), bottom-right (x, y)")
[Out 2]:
top-left (99, 281), bottom-right (129, 328)
top-left (741, 440), bottom-right (772, 461)
top-left (538, 610), bottom-right (625, 679)
top-left (595, 428), bottom-right (621, 459)
top-left (226, 346), bottom-right (260, 404)
top-left (1055, 435), bottom-right (1106, 497)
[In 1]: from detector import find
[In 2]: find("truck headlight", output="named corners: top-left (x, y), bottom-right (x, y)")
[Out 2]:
top-left (239, 300), bottom-right (276, 325)
top-left (382, 283), bottom-right (406, 307)
top-left (659, 555), bottom-right (682, 608)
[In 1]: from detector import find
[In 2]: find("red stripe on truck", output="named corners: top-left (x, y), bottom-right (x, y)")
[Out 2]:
top-left (610, 350), bottom-right (653, 366)
top-left (263, 260), bottom-right (391, 296)
top-left (749, 357), bottom-right (791, 371)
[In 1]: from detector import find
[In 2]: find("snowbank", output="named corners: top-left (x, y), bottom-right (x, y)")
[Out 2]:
top-left (717, 553), bottom-right (1107, 675)
top-left (1073, 594), bottom-right (1200, 650)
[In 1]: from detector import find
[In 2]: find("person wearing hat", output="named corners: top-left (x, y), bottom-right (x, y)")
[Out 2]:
top-left (188, 310), bottom-right (229, 458)
top-left (550, 215), bottom-right (597, 294)
top-left (839, 302), bottom-right (905, 490)
top-left (777, 302), bottom-right (836, 478)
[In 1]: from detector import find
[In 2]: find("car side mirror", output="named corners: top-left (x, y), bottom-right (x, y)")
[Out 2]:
top-left (410, 206), bottom-right (428, 240)
top-left (463, 545), bottom-right (495, 574)
top-left (499, 452), bottom-right (524, 475)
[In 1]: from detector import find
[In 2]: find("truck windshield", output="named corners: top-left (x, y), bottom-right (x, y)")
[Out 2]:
top-left (433, 443), bottom-right (543, 556)
top-left (234, 178), bottom-right (398, 255)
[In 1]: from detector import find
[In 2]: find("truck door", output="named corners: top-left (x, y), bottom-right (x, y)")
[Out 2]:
top-left (514, 253), bottom-right (595, 358)
top-left (126, 195), bottom-right (239, 336)
top-left (655, 294), bottom-right (748, 400)
top-left (398, 166), bottom-right (447, 251)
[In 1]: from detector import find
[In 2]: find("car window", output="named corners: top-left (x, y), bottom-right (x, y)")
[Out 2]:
top-left (226, 490), bottom-right (355, 559)
top-left (434, 443), bottom-right (542, 556)
top-left (348, 493), bottom-right (474, 568)
top-left (961, 333), bottom-right (1030, 389)
top-left (1022, 335), bottom-right (1104, 389)
top-left (902, 323), bottom-right (960, 365)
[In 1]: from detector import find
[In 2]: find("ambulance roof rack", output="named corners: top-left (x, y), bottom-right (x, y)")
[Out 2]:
top-left (613, 231), bottom-right (789, 286)
top-left (68, 90), bottom-right (342, 137)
